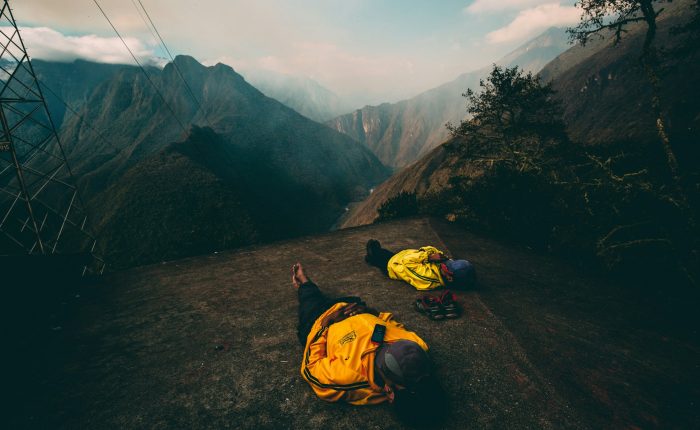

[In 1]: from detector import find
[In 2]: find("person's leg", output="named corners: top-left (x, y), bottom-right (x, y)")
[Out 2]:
top-left (297, 281), bottom-right (331, 345)
top-left (294, 263), bottom-right (363, 345)
top-left (365, 239), bottom-right (395, 276)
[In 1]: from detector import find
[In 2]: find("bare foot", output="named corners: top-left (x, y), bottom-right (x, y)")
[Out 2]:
top-left (292, 262), bottom-right (309, 288)
top-left (291, 264), bottom-right (300, 289)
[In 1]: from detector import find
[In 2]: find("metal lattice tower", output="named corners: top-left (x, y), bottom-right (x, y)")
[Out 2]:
top-left (0, 1), bottom-right (104, 274)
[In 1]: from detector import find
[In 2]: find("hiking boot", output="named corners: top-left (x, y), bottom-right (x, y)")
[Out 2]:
top-left (438, 290), bottom-right (461, 319)
top-left (415, 295), bottom-right (446, 321)
top-left (365, 239), bottom-right (381, 262)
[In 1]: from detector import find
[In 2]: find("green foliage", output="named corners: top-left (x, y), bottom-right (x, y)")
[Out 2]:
top-left (448, 65), bottom-right (566, 141)
top-left (447, 65), bottom-right (567, 173)
top-left (436, 176), bottom-right (572, 253)
top-left (377, 191), bottom-right (418, 221)
top-left (409, 145), bottom-right (691, 284)
top-left (567, 0), bottom-right (673, 48)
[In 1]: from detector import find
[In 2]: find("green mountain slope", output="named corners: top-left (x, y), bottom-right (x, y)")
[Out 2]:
top-left (94, 126), bottom-right (352, 268)
top-left (32, 60), bottom-right (133, 129)
top-left (26, 56), bottom-right (388, 268)
top-left (55, 56), bottom-right (387, 199)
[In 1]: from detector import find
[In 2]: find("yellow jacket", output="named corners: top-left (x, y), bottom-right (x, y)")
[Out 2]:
top-left (300, 302), bottom-right (429, 405)
top-left (387, 246), bottom-right (446, 290)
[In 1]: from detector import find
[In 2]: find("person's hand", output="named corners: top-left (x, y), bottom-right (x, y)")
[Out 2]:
top-left (321, 303), bottom-right (377, 327)
top-left (350, 303), bottom-right (379, 317)
top-left (321, 307), bottom-right (346, 328)
top-left (383, 384), bottom-right (396, 403)
top-left (440, 263), bottom-right (454, 282)
top-left (428, 253), bottom-right (447, 263)
top-left (342, 303), bottom-right (365, 317)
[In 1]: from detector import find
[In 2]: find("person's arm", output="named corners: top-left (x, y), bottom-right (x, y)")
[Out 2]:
top-left (399, 249), bottom-right (444, 290)
top-left (420, 246), bottom-right (448, 263)
top-left (428, 252), bottom-right (448, 263)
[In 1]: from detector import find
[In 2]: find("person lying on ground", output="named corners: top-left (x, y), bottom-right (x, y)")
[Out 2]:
top-left (293, 263), bottom-right (446, 424)
top-left (364, 239), bottom-right (476, 291)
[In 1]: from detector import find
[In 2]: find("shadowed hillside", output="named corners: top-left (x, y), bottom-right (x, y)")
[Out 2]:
top-left (32, 60), bottom-right (131, 129)
top-left (340, 143), bottom-right (474, 228)
top-left (94, 126), bottom-right (362, 268)
top-left (539, 0), bottom-right (700, 173)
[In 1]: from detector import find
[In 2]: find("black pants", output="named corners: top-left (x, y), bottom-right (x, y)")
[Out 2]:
top-left (365, 245), bottom-right (396, 276)
top-left (297, 281), bottom-right (364, 346)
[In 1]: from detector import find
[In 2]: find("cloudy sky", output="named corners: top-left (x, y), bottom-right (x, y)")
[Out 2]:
top-left (11, 0), bottom-right (580, 105)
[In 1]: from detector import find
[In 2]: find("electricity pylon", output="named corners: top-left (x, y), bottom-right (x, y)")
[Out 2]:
top-left (0, 1), bottom-right (104, 274)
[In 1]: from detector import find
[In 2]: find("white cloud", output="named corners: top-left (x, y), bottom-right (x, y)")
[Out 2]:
top-left (486, 3), bottom-right (580, 44)
top-left (210, 42), bottom-right (421, 103)
top-left (10, 1), bottom-right (571, 105)
top-left (7, 26), bottom-right (160, 65)
top-left (464, 0), bottom-right (555, 14)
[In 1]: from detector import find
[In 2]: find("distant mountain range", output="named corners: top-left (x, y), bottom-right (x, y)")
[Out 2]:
top-left (244, 70), bottom-right (351, 122)
top-left (31, 56), bottom-right (388, 268)
top-left (341, 1), bottom-right (700, 229)
top-left (326, 27), bottom-right (571, 169)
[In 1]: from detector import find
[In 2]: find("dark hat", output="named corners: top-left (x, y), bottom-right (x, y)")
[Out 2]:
top-left (444, 259), bottom-right (476, 288)
top-left (375, 340), bottom-right (431, 387)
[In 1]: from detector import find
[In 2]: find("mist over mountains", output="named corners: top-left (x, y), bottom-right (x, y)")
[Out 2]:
top-left (326, 27), bottom-right (571, 170)
top-left (244, 70), bottom-right (351, 122)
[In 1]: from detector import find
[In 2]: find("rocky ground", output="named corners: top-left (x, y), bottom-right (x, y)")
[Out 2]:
top-left (8, 218), bottom-right (699, 429)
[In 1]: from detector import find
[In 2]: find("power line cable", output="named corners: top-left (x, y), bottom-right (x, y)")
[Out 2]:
top-left (91, 0), bottom-right (216, 169)
top-left (91, 0), bottom-right (189, 134)
top-left (37, 79), bottom-right (123, 155)
top-left (133, 0), bottom-right (214, 129)
top-left (130, 0), bottom-right (159, 45)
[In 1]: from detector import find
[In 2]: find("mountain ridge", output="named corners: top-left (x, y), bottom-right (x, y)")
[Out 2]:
top-left (245, 70), bottom-right (350, 122)
top-left (326, 27), bottom-right (571, 169)
top-left (29, 55), bottom-right (389, 268)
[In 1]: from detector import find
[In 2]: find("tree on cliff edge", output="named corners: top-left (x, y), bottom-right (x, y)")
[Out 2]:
top-left (447, 65), bottom-right (567, 173)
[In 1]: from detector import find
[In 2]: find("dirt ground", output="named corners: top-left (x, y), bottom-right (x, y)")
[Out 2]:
top-left (7, 218), bottom-right (699, 429)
